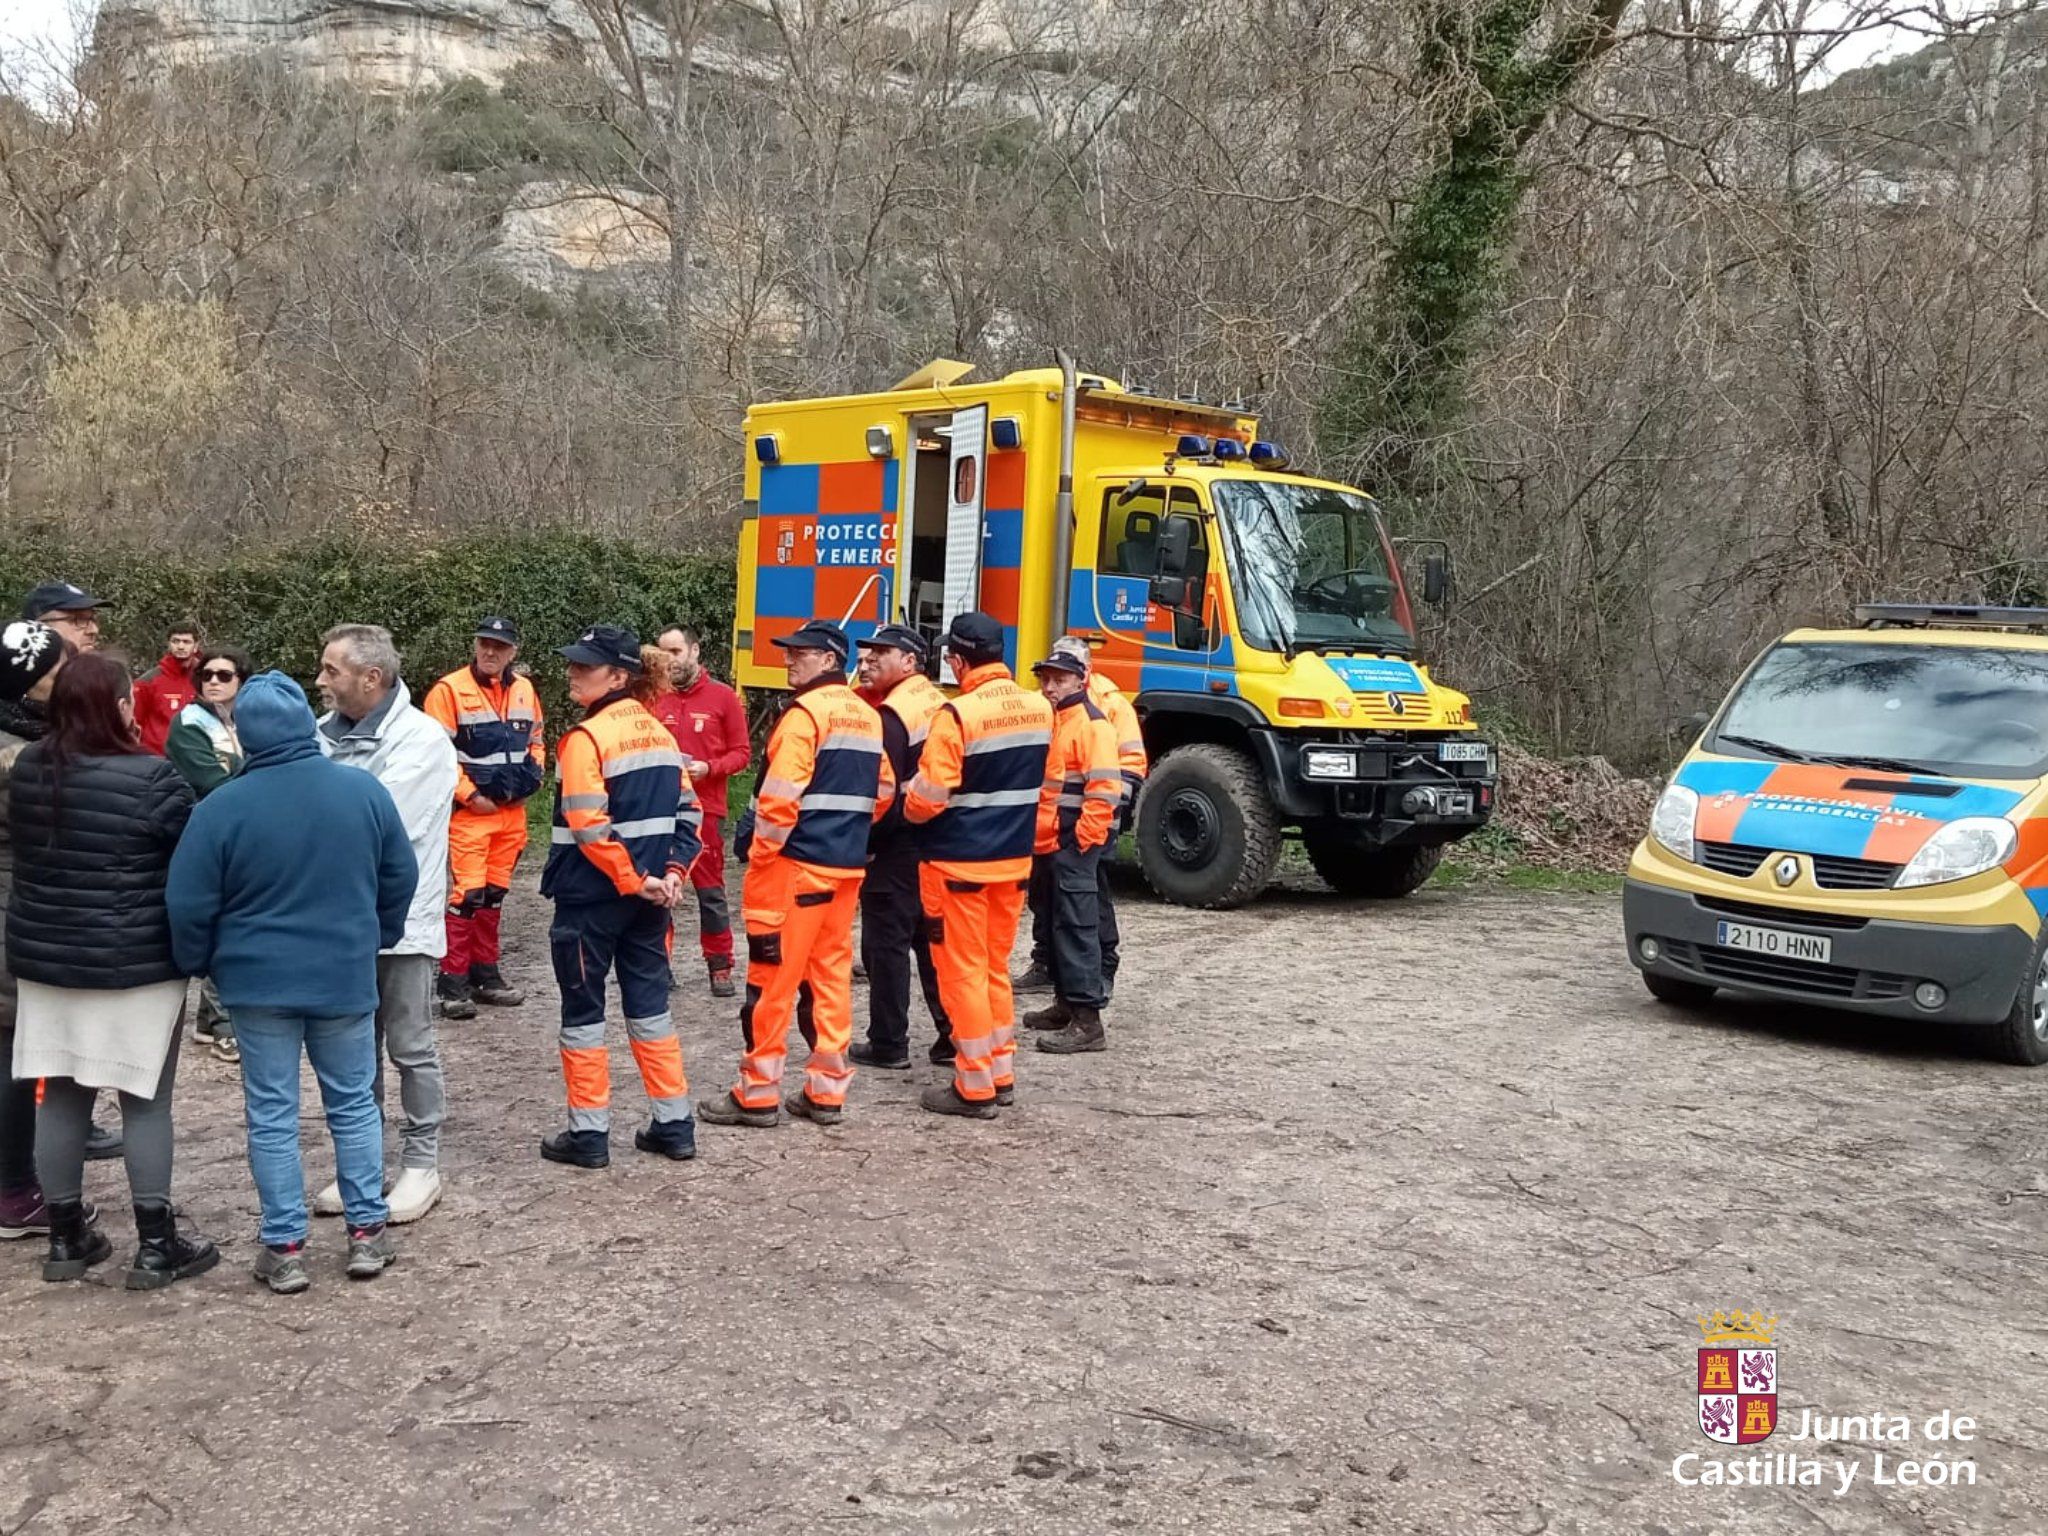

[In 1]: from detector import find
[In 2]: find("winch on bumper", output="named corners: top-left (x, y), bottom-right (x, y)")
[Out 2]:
top-left (1254, 730), bottom-right (1497, 840)
top-left (1623, 877), bottom-right (2033, 1025)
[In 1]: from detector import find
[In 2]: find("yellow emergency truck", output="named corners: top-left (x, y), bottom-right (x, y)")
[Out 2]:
top-left (732, 356), bottom-right (1496, 908)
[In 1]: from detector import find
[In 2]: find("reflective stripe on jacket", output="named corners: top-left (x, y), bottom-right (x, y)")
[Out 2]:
top-left (424, 666), bottom-right (545, 804)
top-left (903, 663), bottom-right (1054, 879)
top-left (540, 694), bottom-right (702, 904)
top-left (1037, 693), bottom-right (1121, 854)
top-left (1088, 673), bottom-right (1148, 798)
top-left (754, 679), bottom-right (893, 873)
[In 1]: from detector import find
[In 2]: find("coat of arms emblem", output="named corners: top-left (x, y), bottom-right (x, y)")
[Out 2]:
top-left (1697, 1310), bottom-right (1778, 1445)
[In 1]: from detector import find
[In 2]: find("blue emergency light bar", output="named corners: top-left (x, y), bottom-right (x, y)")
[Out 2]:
top-left (1175, 434), bottom-right (1211, 457)
top-left (1856, 603), bottom-right (2048, 631)
top-left (1212, 438), bottom-right (1246, 460)
top-left (1249, 440), bottom-right (1287, 469)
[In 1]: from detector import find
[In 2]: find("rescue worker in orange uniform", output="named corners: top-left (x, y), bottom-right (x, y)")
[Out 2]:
top-left (902, 612), bottom-right (1054, 1119)
top-left (1024, 646), bottom-right (1124, 1053)
top-left (698, 622), bottom-right (893, 1129)
top-left (850, 624), bottom-right (954, 1071)
top-left (424, 616), bottom-right (545, 1019)
top-left (1017, 636), bottom-right (1147, 999)
top-left (538, 625), bottom-right (703, 1169)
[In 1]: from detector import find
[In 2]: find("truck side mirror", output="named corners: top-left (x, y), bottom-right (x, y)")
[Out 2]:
top-left (1155, 514), bottom-right (1195, 581)
top-left (1422, 552), bottom-right (1450, 606)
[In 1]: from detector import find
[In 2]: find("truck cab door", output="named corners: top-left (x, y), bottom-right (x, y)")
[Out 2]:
top-left (1079, 478), bottom-right (1223, 692)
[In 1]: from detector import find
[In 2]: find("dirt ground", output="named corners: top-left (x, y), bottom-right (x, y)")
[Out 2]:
top-left (3, 863), bottom-right (2046, 1535)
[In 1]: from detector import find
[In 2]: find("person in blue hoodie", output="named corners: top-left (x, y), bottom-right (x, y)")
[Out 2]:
top-left (167, 672), bottom-right (417, 1296)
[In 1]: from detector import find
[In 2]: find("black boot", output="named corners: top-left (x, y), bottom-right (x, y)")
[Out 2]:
top-left (539, 1129), bottom-right (611, 1168)
top-left (42, 1198), bottom-right (111, 1282)
top-left (126, 1201), bottom-right (220, 1291)
top-left (1023, 999), bottom-right (1072, 1031)
top-left (437, 971), bottom-right (478, 1020)
top-left (469, 963), bottom-right (524, 1008)
top-left (1037, 1007), bottom-right (1107, 1054)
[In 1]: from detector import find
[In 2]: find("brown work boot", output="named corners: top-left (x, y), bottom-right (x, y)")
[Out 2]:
top-left (1023, 999), bottom-right (1072, 1031)
top-left (707, 962), bottom-right (737, 999)
top-left (1036, 1008), bottom-right (1106, 1054)
top-left (697, 1093), bottom-right (780, 1129)
top-left (920, 1083), bottom-right (997, 1120)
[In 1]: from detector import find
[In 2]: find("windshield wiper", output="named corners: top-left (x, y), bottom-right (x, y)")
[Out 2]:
top-left (1715, 733), bottom-right (1820, 763)
top-left (1804, 751), bottom-right (1942, 776)
top-left (1307, 636), bottom-right (1414, 657)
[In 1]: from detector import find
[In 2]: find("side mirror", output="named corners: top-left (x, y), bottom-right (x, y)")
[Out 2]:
top-left (1421, 552), bottom-right (1450, 606)
top-left (1149, 574), bottom-right (1191, 610)
top-left (1156, 513), bottom-right (1196, 581)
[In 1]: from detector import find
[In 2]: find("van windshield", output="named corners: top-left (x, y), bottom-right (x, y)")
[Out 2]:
top-left (1711, 641), bottom-right (2048, 779)
top-left (1212, 481), bottom-right (1415, 655)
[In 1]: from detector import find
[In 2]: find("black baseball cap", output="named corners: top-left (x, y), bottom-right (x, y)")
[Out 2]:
top-left (474, 616), bottom-right (520, 645)
top-left (773, 621), bottom-right (852, 665)
top-left (857, 623), bottom-right (929, 661)
top-left (22, 581), bottom-right (109, 620)
top-left (558, 624), bottom-right (643, 672)
top-left (941, 611), bottom-right (1005, 662)
top-left (1031, 651), bottom-right (1088, 679)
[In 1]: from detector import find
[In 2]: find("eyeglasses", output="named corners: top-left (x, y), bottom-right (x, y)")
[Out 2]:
top-left (199, 667), bottom-right (241, 683)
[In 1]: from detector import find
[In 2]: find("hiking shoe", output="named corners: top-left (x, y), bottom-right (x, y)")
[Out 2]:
top-left (0, 1185), bottom-right (51, 1239)
top-left (783, 1090), bottom-right (843, 1126)
top-left (127, 1201), bottom-right (219, 1291)
top-left (850, 1041), bottom-right (911, 1070)
top-left (696, 1093), bottom-right (779, 1129)
top-left (255, 1243), bottom-right (311, 1295)
top-left (708, 965), bottom-right (737, 999)
top-left (85, 1120), bottom-right (122, 1161)
top-left (41, 1198), bottom-right (111, 1281)
top-left (346, 1225), bottom-right (397, 1279)
top-left (539, 1129), bottom-right (611, 1168)
top-left (633, 1119), bottom-right (698, 1161)
top-left (1037, 1008), bottom-right (1106, 1055)
top-left (212, 1034), bottom-right (241, 1065)
top-left (920, 1083), bottom-right (998, 1120)
top-left (436, 972), bottom-right (477, 1020)
top-left (468, 965), bottom-right (523, 1007)
top-left (1023, 1000), bottom-right (1073, 1031)
top-left (1012, 961), bottom-right (1055, 994)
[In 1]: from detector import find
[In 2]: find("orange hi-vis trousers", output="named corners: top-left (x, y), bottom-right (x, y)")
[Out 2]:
top-left (552, 896), bottom-right (691, 1133)
top-left (735, 858), bottom-right (864, 1110)
top-left (920, 866), bottom-right (1029, 1103)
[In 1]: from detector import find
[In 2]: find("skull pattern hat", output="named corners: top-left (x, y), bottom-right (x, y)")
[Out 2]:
top-left (0, 621), bottom-right (63, 703)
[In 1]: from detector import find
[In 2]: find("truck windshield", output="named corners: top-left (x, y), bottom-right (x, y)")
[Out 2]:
top-left (1212, 481), bottom-right (1415, 655)
top-left (1711, 641), bottom-right (2048, 779)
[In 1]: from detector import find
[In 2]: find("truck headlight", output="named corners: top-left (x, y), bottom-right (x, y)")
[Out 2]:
top-left (1650, 783), bottom-right (1698, 863)
top-left (1894, 817), bottom-right (2018, 889)
top-left (1302, 749), bottom-right (1358, 780)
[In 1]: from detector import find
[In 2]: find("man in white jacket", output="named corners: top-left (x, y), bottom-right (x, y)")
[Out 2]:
top-left (313, 624), bottom-right (459, 1224)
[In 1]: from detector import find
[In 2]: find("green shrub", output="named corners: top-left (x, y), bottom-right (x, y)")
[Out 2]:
top-left (0, 529), bottom-right (735, 739)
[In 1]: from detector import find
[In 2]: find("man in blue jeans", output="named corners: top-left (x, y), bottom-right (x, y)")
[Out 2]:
top-left (168, 672), bottom-right (417, 1294)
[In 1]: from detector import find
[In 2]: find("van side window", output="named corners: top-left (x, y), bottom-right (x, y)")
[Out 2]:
top-left (1100, 485), bottom-right (1167, 576)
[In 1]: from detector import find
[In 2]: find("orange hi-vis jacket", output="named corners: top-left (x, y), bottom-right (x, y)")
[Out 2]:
top-left (903, 663), bottom-right (1055, 882)
top-left (540, 693), bottom-right (703, 905)
top-left (424, 666), bottom-right (545, 805)
top-left (1088, 672), bottom-right (1147, 803)
top-left (1036, 692), bottom-right (1122, 855)
top-left (752, 679), bottom-right (894, 873)
top-left (881, 672), bottom-right (948, 753)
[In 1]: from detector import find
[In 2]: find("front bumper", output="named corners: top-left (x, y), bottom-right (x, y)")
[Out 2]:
top-left (1252, 729), bottom-right (1497, 838)
top-left (1623, 877), bottom-right (2033, 1025)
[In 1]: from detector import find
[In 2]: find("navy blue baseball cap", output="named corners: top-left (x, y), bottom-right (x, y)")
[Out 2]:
top-left (558, 624), bottom-right (643, 672)
top-left (857, 623), bottom-right (929, 661)
top-left (942, 611), bottom-right (1005, 662)
top-left (22, 581), bottom-right (109, 620)
top-left (774, 621), bottom-right (852, 665)
top-left (475, 616), bottom-right (520, 645)
top-left (1031, 650), bottom-right (1088, 678)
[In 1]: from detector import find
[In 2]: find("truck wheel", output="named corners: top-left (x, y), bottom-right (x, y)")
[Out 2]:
top-left (1137, 743), bottom-right (1282, 909)
top-left (1643, 972), bottom-right (1717, 1009)
top-left (1984, 929), bottom-right (2048, 1066)
top-left (1302, 824), bottom-right (1443, 898)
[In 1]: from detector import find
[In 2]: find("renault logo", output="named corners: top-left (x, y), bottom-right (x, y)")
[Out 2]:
top-left (1387, 693), bottom-right (1406, 716)
top-left (1772, 855), bottom-right (1800, 887)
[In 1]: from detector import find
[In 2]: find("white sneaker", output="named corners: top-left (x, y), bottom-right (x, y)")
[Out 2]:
top-left (385, 1168), bottom-right (442, 1225)
top-left (312, 1180), bottom-right (345, 1217)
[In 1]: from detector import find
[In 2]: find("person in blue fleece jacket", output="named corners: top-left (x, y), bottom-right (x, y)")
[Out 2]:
top-left (167, 671), bottom-right (417, 1294)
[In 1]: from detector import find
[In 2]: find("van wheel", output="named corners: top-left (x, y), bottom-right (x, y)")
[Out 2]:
top-left (1984, 930), bottom-right (2048, 1066)
top-left (1644, 972), bottom-right (1717, 1009)
top-left (1136, 743), bottom-right (1282, 909)
top-left (1302, 825), bottom-right (1443, 898)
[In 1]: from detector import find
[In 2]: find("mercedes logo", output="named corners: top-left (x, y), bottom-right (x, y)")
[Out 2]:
top-left (1772, 855), bottom-right (1800, 887)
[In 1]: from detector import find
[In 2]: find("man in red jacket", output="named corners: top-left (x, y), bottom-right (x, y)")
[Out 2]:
top-left (133, 622), bottom-right (202, 757)
top-left (657, 626), bottom-right (751, 997)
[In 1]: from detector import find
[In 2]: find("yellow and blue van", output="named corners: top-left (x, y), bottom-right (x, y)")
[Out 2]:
top-left (1624, 604), bottom-right (2048, 1063)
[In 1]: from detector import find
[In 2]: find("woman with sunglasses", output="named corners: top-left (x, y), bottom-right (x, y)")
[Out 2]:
top-left (167, 647), bottom-right (252, 1063)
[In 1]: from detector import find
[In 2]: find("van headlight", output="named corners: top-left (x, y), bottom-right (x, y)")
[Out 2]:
top-left (1894, 817), bottom-right (2018, 889)
top-left (1650, 783), bottom-right (1698, 862)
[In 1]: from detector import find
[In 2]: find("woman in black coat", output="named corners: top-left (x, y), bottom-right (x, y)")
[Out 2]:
top-left (8, 652), bottom-right (216, 1290)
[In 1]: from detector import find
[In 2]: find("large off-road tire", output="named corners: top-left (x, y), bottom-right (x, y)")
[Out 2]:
top-left (1983, 927), bottom-right (2048, 1066)
top-left (1301, 823), bottom-right (1443, 899)
top-left (1136, 743), bottom-right (1282, 909)
top-left (1643, 971), bottom-right (1717, 1009)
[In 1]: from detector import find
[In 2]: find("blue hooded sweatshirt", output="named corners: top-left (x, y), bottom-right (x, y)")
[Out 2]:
top-left (168, 672), bottom-right (417, 1015)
